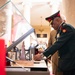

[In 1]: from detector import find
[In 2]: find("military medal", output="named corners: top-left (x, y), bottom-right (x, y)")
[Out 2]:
top-left (57, 33), bottom-right (60, 38)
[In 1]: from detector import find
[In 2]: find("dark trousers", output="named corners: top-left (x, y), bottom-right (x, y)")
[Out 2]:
top-left (63, 69), bottom-right (75, 75)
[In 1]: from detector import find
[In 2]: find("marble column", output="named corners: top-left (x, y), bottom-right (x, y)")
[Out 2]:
top-left (62, 0), bottom-right (75, 27)
top-left (23, 2), bottom-right (32, 49)
top-left (6, 2), bottom-right (12, 46)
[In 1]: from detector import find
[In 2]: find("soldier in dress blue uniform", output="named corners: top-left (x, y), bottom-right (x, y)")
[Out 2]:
top-left (34, 11), bottom-right (75, 75)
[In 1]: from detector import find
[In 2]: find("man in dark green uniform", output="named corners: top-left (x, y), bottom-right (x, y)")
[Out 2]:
top-left (34, 11), bottom-right (75, 75)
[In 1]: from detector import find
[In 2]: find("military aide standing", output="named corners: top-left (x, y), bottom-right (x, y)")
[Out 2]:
top-left (34, 11), bottom-right (75, 75)
top-left (48, 30), bottom-right (63, 75)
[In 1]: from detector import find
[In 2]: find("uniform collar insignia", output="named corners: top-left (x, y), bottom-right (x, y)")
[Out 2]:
top-left (62, 29), bottom-right (67, 33)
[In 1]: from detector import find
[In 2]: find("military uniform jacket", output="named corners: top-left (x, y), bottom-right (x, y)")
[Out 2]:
top-left (43, 22), bottom-right (75, 71)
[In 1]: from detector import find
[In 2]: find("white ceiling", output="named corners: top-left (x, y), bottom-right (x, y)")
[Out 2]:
top-left (12, 0), bottom-right (62, 26)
